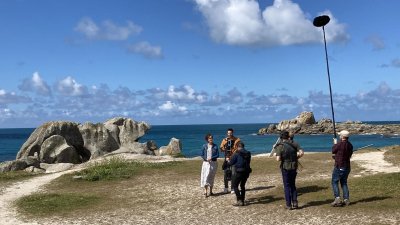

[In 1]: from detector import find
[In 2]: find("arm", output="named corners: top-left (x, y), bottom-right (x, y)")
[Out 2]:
top-left (212, 144), bottom-right (219, 159)
top-left (220, 139), bottom-right (227, 151)
top-left (200, 144), bottom-right (206, 161)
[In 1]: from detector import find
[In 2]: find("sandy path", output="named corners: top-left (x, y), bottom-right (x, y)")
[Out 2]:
top-left (0, 171), bottom-right (71, 225)
top-left (352, 149), bottom-right (400, 174)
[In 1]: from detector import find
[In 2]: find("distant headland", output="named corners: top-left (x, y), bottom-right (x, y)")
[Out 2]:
top-left (258, 111), bottom-right (400, 136)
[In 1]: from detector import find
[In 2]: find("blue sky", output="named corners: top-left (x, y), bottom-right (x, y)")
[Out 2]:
top-left (0, 0), bottom-right (399, 128)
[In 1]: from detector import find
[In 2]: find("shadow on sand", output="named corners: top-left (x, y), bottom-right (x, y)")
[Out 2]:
top-left (246, 195), bottom-right (284, 205)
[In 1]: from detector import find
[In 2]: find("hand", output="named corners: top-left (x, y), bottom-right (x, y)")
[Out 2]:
top-left (333, 138), bottom-right (337, 144)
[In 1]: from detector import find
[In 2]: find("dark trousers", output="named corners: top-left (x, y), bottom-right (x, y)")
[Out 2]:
top-left (281, 169), bottom-right (298, 207)
top-left (232, 171), bottom-right (249, 202)
top-left (224, 166), bottom-right (235, 189)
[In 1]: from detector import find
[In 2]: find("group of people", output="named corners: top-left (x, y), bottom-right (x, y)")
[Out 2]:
top-left (200, 128), bottom-right (353, 209)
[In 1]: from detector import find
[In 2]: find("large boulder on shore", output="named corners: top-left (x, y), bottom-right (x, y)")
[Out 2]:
top-left (79, 122), bottom-right (120, 159)
top-left (16, 121), bottom-right (85, 161)
top-left (39, 135), bottom-right (82, 164)
top-left (277, 111), bottom-right (316, 131)
top-left (155, 138), bottom-right (182, 156)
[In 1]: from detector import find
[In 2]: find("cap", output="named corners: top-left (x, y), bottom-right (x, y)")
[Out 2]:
top-left (338, 130), bottom-right (350, 138)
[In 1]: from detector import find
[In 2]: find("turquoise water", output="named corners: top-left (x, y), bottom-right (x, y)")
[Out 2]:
top-left (1, 123), bottom-right (399, 162)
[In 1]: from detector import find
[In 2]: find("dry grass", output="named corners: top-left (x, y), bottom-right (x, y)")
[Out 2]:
top-left (14, 151), bottom-right (400, 225)
top-left (384, 145), bottom-right (400, 165)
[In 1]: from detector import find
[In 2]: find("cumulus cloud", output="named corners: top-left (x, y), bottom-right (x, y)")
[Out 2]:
top-left (127, 41), bottom-right (163, 59)
top-left (55, 76), bottom-right (88, 96)
top-left (18, 72), bottom-right (51, 96)
top-left (194, 0), bottom-right (349, 46)
top-left (75, 17), bottom-right (142, 41)
top-left (158, 101), bottom-right (188, 114)
top-left (2, 75), bottom-right (400, 127)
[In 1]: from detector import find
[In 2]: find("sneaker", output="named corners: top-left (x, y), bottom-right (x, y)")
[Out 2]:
top-left (343, 199), bottom-right (350, 206)
top-left (232, 200), bottom-right (243, 207)
top-left (292, 201), bottom-right (298, 209)
top-left (331, 197), bottom-right (342, 207)
top-left (231, 190), bottom-right (235, 194)
top-left (284, 205), bottom-right (293, 210)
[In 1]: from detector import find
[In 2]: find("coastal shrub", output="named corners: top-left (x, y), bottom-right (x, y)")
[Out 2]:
top-left (76, 156), bottom-right (180, 181)
top-left (16, 193), bottom-right (101, 216)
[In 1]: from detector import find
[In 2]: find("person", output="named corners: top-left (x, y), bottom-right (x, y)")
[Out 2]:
top-left (227, 142), bottom-right (251, 206)
top-left (200, 133), bottom-right (219, 197)
top-left (275, 130), bottom-right (304, 210)
top-left (220, 128), bottom-right (241, 193)
top-left (331, 130), bottom-right (353, 207)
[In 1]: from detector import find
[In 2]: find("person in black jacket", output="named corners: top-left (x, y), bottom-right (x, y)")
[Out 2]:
top-left (227, 142), bottom-right (251, 206)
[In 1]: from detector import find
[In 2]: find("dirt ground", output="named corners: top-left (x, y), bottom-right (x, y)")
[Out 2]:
top-left (1, 149), bottom-right (399, 225)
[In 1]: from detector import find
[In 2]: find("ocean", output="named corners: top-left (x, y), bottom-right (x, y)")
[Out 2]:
top-left (1, 122), bottom-right (399, 163)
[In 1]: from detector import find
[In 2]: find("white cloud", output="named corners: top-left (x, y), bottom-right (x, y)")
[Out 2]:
top-left (55, 76), bottom-right (88, 96)
top-left (158, 101), bottom-right (188, 114)
top-left (18, 72), bottom-right (51, 96)
top-left (0, 89), bottom-right (31, 105)
top-left (75, 17), bottom-right (142, 41)
top-left (127, 41), bottom-right (163, 59)
top-left (194, 0), bottom-right (349, 46)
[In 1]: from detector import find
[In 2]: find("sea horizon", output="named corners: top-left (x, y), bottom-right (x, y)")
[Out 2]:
top-left (1, 121), bottom-right (400, 163)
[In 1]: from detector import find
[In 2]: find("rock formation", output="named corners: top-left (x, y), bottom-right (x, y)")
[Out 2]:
top-left (1, 117), bottom-right (182, 173)
top-left (258, 111), bottom-right (400, 136)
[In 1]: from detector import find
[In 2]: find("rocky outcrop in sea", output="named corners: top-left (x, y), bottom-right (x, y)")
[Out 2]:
top-left (258, 111), bottom-right (400, 136)
top-left (0, 117), bottom-right (182, 173)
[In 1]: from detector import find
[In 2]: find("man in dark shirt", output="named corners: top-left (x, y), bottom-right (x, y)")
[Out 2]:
top-left (331, 130), bottom-right (353, 207)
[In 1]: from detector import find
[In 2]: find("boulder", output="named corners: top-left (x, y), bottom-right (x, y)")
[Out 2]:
top-left (0, 160), bottom-right (28, 172)
top-left (79, 122), bottom-right (119, 159)
top-left (40, 135), bottom-right (81, 164)
top-left (16, 121), bottom-right (84, 160)
top-left (156, 138), bottom-right (182, 156)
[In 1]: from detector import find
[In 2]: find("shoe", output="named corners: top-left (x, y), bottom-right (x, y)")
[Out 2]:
top-left (223, 188), bottom-right (229, 194)
top-left (285, 205), bottom-right (293, 210)
top-left (231, 190), bottom-right (235, 194)
top-left (292, 201), bottom-right (298, 209)
top-left (232, 200), bottom-right (243, 207)
top-left (343, 199), bottom-right (350, 206)
top-left (331, 197), bottom-right (342, 207)
top-left (209, 192), bottom-right (214, 196)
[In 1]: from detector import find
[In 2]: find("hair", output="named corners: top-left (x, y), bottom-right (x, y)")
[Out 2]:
top-left (237, 141), bottom-right (244, 148)
top-left (227, 128), bottom-right (234, 132)
top-left (280, 130), bottom-right (290, 139)
top-left (205, 133), bottom-right (213, 141)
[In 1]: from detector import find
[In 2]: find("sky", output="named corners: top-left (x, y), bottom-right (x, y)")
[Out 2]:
top-left (0, 0), bottom-right (399, 128)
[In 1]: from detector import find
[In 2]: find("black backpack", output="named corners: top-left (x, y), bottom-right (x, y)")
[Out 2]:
top-left (237, 150), bottom-right (252, 173)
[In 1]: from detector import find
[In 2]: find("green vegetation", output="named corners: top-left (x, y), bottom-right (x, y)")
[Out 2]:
top-left (16, 193), bottom-right (101, 216)
top-left (0, 170), bottom-right (37, 184)
top-left (75, 156), bottom-right (181, 181)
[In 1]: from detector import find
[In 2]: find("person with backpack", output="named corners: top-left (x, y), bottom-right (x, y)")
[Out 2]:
top-left (226, 142), bottom-right (251, 206)
top-left (220, 128), bottom-right (241, 194)
top-left (200, 133), bottom-right (219, 197)
top-left (275, 130), bottom-right (304, 210)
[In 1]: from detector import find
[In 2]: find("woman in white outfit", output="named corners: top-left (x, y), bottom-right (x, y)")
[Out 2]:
top-left (200, 133), bottom-right (219, 197)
